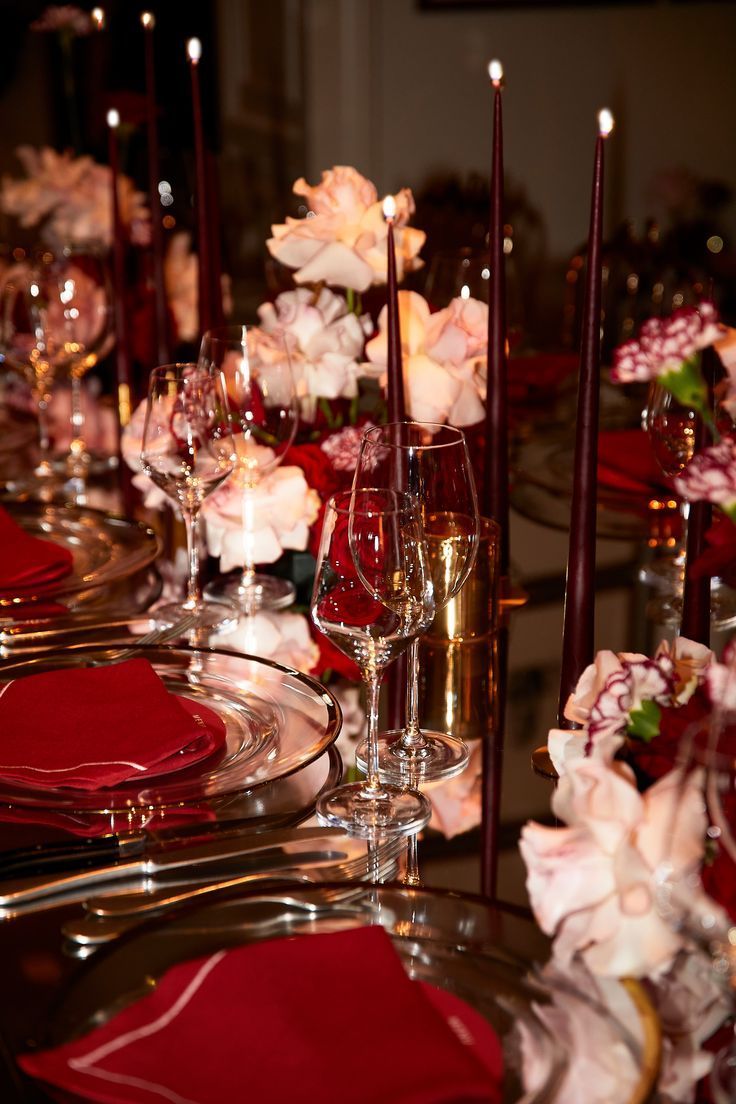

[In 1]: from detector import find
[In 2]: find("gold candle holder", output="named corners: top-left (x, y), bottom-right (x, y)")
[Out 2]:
top-left (419, 632), bottom-right (499, 745)
top-left (427, 517), bottom-right (500, 643)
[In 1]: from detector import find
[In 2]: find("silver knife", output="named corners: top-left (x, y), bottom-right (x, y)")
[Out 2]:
top-left (0, 826), bottom-right (349, 909)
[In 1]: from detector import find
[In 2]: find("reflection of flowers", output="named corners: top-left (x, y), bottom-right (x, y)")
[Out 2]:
top-left (203, 468), bottom-right (320, 570)
top-left (0, 147), bottom-right (150, 248)
top-left (520, 759), bottom-right (706, 978)
top-left (163, 231), bottom-right (233, 345)
top-left (267, 166), bottom-right (425, 292)
top-left (212, 610), bottom-right (319, 675)
top-left (427, 740), bottom-right (482, 838)
top-left (675, 435), bottom-right (736, 522)
top-left (364, 290), bottom-right (485, 426)
top-left (257, 288), bottom-right (370, 409)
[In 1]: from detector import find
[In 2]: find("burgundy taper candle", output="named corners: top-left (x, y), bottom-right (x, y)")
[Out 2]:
top-left (383, 195), bottom-right (406, 422)
top-left (557, 109), bottom-right (614, 726)
top-left (187, 37), bottom-right (212, 336)
top-left (106, 109), bottom-right (132, 439)
top-left (141, 12), bottom-right (169, 365)
top-left (680, 348), bottom-right (715, 645)
top-left (483, 60), bottom-right (509, 578)
top-left (206, 149), bottom-right (225, 328)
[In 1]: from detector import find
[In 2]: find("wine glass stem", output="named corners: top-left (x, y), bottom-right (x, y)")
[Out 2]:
top-left (37, 394), bottom-right (51, 458)
top-left (402, 637), bottom-right (427, 750)
top-left (183, 507), bottom-right (203, 609)
top-left (363, 672), bottom-right (386, 798)
top-left (239, 480), bottom-right (257, 598)
top-left (69, 372), bottom-right (86, 459)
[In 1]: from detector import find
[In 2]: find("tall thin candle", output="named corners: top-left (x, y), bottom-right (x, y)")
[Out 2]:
top-left (141, 12), bottom-right (169, 364)
top-left (187, 37), bottom-right (212, 336)
top-left (106, 109), bottom-right (132, 437)
top-left (557, 108), bottom-right (614, 725)
top-left (680, 348), bottom-right (714, 645)
top-left (483, 59), bottom-right (509, 578)
top-left (91, 7), bottom-right (105, 30)
top-left (383, 194), bottom-right (406, 422)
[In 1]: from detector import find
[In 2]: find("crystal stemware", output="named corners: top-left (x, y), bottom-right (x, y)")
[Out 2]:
top-left (199, 324), bottom-right (299, 613)
top-left (140, 363), bottom-right (238, 633)
top-left (353, 422), bottom-right (480, 782)
top-left (311, 489), bottom-right (435, 837)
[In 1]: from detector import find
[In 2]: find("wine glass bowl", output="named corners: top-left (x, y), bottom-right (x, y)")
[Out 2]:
top-left (200, 324), bottom-right (299, 613)
top-left (311, 489), bottom-right (434, 837)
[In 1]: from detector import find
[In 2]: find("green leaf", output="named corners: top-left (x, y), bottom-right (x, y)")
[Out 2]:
top-left (627, 699), bottom-right (661, 742)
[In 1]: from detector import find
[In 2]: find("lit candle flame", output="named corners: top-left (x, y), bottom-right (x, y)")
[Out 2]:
top-left (598, 108), bottom-right (614, 137)
top-left (488, 59), bottom-right (503, 87)
top-left (91, 7), bottom-right (105, 29)
top-left (187, 37), bottom-right (202, 63)
top-left (141, 11), bottom-right (155, 29)
top-left (382, 195), bottom-right (397, 222)
top-left (106, 108), bottom-right (120, 129)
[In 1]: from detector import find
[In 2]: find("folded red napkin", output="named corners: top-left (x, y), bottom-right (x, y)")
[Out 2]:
top-left (0, 506), bottom-right (74, 599)
top-left (597, 428), bottom-right (673, 498)
top-left (20, 926), bottom-right (503, 1104)
top-left (0, 658), bottom-right (227, 790)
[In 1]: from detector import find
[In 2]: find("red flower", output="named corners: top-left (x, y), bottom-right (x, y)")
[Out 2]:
top-left (690, 513), bottom-right (736, 589)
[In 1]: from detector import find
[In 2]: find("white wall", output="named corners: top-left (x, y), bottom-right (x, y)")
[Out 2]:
top-left (303, 0), bottom-right (736, 258)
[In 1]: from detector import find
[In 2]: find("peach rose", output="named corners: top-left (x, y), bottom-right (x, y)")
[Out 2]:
top-left (267, 166), bottom-right (425, 292)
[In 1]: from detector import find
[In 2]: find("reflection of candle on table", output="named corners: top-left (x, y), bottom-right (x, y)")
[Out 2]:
top-left (383, 194), bottom-right (406, 422)
top-left (558, 108), bottom-right (614, 725)
top-left (187, 36), bottom-right (212, 336)
top-left (142, 12), bottom-right (169, 364)
top-left (106, 109), bottom-right (131, 435)
top-left (483, 59), bottom-right (509, 578)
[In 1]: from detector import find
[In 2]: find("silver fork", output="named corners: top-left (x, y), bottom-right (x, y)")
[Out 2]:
top-left (90, 611), bottom-right (200, 664)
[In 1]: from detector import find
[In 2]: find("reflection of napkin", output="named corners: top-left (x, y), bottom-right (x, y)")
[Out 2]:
top-left (0, 659), bottom-right (226, 790)
top-left (597, 429), bottom-right (672, 498)
top-left (21, 927), bottom-right (502, 1104)
top-left (0, 506), bottom-right (74, 598)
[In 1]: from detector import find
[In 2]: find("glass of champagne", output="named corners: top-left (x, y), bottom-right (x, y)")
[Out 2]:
top-left (199, 325), bottom-right (299, 613)
top-left (353, 422), bottom-right (480, 782)
top-left (311, 489), bottom-right (435, 836)
top-left (141, 363), bottom-right (238, 632)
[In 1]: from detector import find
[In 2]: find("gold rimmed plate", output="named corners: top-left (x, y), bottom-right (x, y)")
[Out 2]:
top-left (0, 503), bottom-right (161, 613)
top-left (0, 645), bottom-right (341, 814)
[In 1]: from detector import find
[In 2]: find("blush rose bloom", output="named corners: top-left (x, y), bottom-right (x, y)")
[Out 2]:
top-left (267, 166), bottom-right (425, 292)
top-left (364, 290), bottom-right (485, 427)
top-left (164, 231), bottom-right (233, 344)
top-left (675, 436), bottom-right (736, 522)
top-left (520, 759), bottom-right (706, 978)
top-left (257, 288), bottom-right (371, 409)
top-left (212, 609), bottom-right (319, 675)
top-left (426, 740), bottom-right (482, 838)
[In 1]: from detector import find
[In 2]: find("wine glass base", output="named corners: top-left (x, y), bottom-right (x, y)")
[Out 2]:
top-left (152, 600), bottom-right (239, 635)
top-left (355, 730), bottom-right (470, 783)
top-left (204, 573), bottom-right (296, 613)
top-left (316, 782), bottom-right (431, 839)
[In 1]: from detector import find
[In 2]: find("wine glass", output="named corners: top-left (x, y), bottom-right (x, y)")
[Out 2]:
top-left (353, 422), bottom-right (480, 782)
top-left (140, 363), bottom-right (238, 633)
top-left (311, 489), bottom-right (435, 837)
top-left (199, 324), bottom-right (299, 613)
top-left (0, 248), bottom-right (113, 501)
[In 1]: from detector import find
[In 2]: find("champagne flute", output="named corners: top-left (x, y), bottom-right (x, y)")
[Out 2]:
top-left (353, 422), bottom-right (480, 782)
top-left (311, 489), bottom-right (435, 837)
top-left (141, 363), bottom-right (238, 632)
top-left (199, 324), bottom-right (299, 613)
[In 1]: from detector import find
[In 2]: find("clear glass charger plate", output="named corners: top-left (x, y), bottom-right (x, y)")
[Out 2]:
top-left (0, 569), bottom-right (162, 638)
top-left (0, 645), bottom-right (341, 814)
top-left (0, 503), bottom-right (161, 610)
top-left (35, 884), bottom-right (652, 1103)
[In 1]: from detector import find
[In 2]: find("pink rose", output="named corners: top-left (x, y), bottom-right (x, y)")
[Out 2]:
top-left (675, 436), bottom-right (736, 520)
top-left (364, 290), bottom-right (485, 427)
top-left (266, 166), bottom-right (425, 292)
top-left (520, 760), bottom-right (706, 977)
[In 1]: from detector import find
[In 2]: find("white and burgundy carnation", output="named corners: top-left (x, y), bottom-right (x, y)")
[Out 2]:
top-left (364, 290), bottom-right (485, 427)
top-left (675, 436), bottom-right (736, 520)
top-left (588, 657), bottom-right (676, 743)
top-left (31, 5), bottom-right (91, 33)
top-left (257, 288), bottom-right (371, 405)
top-left (320, 423), bottom-right (375, 472)
top-left (611, 302), bottom-right (723, 384)
top-left (267, 166), bottom-right (425, 293)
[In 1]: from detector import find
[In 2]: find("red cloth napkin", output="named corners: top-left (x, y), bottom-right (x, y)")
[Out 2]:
top-left (597, 428), bottom-right (673, 499)
top-left (0, 506), bottom-right (74, 599)
top-left (0, 658), bottom-right (227, 790)
top-left (20, 926), bottom-right (503, 1104)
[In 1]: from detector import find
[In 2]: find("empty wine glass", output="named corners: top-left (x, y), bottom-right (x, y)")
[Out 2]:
top-left (311, 489), bottom-right (435, 837)
top-left (141, 363), bottom-right (238, 633)
top-left (200, 324), bottom-right (299, 613)
top-left (0, 248), bottom-right (113, 500)
top-left (353, 423), bottom-right (480, 782)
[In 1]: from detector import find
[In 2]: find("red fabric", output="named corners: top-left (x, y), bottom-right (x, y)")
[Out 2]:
top-left (507, 353), bottom-right (578, 403)
top-left (597, 429), bottom-right (672, 499)
top-left (0, 506), bottom-right (73, 598)
top-left (20, 926), bottom-right (502, 1104)
top-left (0, 658), bottom-right (226, 790)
